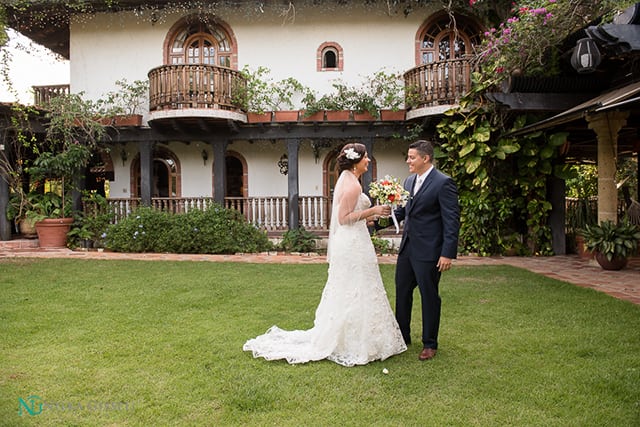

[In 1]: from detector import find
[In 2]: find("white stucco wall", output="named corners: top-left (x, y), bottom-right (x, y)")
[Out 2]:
top-left (68, 3), bottom-right (438, 199)
top-left (69, 3), bottom-right (434, 105)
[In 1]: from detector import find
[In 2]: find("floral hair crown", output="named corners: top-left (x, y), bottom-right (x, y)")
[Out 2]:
top-left (344, 148), bottom-right (361, 160)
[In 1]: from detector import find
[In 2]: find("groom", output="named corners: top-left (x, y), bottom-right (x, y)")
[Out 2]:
top-left (393, 140), bottom-right (460, 361)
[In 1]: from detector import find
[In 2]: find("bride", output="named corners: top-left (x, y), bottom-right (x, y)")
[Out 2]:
top-left (243, 143), bottom-right (407, 366)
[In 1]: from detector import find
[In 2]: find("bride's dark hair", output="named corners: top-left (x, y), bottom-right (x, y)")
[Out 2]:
top-left (337, 143), bottom-right (366, 172)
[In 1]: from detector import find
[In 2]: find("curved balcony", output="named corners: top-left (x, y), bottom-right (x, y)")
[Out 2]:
top-left (403, 57), bottom-right (476, 120)
top-left (147, 64), bottom-right (247, 123)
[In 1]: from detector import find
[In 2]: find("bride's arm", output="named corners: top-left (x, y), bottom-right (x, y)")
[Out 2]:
top-left (338, 184), bottom-right (390, 225)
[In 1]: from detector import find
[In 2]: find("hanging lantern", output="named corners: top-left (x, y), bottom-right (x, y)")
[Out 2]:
top-left (277, 154), bottom-right (288, 175)
top-left (570, 38), bottom-right (601, 74)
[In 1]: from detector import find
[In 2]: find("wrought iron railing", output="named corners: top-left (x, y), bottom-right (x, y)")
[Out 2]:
top-left (403, 57), bottom-right (475, 109)
top-left (147, 64), bottom-right (246, 111)
top-left (91, 196), bottom-right (329, 231)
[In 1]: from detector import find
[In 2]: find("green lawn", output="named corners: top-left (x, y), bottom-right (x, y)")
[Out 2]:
top-left (1, 258), bottom-right (638, 426)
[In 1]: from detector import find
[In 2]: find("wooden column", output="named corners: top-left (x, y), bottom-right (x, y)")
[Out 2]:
top-left (636, 152), bottom-right (639, 201)
top-left (587, 111), bottom-right (629, 223)
top-left (211, 138), bottom-right (229, 204)
top-left (286, 138), bottom-right (300, 229)
top-left (0, 166), bottom-right (10, 241)
top-left (140, 141), bottom-right (154, 206)
top-left (361, 136), bottom-right (373, 193)
top-left (548, 175), bottom-right (566, 255)
top-left (72, 175), bottom-right (85, 213)
top-left (0, 127), bottom-right (12, 240)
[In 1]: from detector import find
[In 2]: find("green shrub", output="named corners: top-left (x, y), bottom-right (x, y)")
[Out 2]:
top-left (68, 193), bottom-right (116, 249)
top-left (104, 207), bottom-right (171, 253)
top-left (370, 233), bottom-right (393, 254)
top-left (280, 227), bottom-right (318, 253)
top-left (104, 205), bottom-right (272, 254)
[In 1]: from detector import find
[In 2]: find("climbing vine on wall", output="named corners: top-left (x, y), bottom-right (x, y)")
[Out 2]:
top-left (436, 73), bottom-right (569, 256)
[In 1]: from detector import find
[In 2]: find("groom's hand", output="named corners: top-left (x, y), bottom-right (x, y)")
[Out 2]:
top-left (437, 256), bottom-right (452, 272)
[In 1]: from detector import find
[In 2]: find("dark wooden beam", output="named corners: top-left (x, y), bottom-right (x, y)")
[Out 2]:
top-left (487, 92), bottom-right (595, 112)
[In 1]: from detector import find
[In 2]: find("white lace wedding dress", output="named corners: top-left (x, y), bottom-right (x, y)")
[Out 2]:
top-left (243, 171), bottom-right (407, 367)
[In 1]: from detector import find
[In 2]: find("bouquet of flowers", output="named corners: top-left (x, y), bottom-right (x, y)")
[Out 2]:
top-left (369, 175), bottom-right (409, 233)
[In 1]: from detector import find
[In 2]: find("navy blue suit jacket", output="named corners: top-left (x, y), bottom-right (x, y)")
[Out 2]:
top-left (394, 168), bottom-right (460, 262)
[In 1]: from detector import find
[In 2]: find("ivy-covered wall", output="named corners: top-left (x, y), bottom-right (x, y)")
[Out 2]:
top-left (435, 75), bottom-right (570, 256)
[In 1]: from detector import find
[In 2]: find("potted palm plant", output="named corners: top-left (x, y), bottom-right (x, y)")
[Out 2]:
top-left (581, 220), bottom-right (640, 270)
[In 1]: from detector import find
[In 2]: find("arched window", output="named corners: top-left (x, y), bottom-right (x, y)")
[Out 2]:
top-left (165, 16), bottom-right (237, 68)
top-left (317, 42), bottom-right (343, 71)
top-left (416, 13), bottom-right (482, 65)
top-left (323, 49), bottom-right (337, 68)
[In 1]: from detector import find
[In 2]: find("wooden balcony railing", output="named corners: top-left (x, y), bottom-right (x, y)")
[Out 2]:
top-left (32, 84), bottom-right (70, 107)
top-left (93, 196), bottom-right (329, 231)
top-left (403, 57), bottom-right (476, 109)
top-left (147, 64), bottom-right (246, 112)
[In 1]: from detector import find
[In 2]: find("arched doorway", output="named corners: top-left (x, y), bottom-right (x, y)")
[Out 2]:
top-left (212, 150), bottom-right (246, 199)
top-left (323, 143), bottom-right (377, 225)
top-left (226, 155), bottom-right (244, 197)
top-left (131, 147), bottom-right (180, 198)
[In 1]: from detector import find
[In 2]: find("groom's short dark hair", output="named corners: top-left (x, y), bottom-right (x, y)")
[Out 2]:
top-left (410, 140), bottom-right (434, 159)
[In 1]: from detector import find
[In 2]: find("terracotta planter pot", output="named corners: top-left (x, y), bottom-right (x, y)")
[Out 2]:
top-left (352, 111), bottom-right (376, 122)
top-left (273, 110), bottom-right (299, 122)
top-left (575, 235), bottom-right (594, 259)
top-left (97, 115), bottom-right (143, 126)
top-left (299, 111), bottom-right (325, 122)
top-left (594, 252), bottom-right (628, 270)
top-left (112, 114), bottom-right (143, 127)
top-left (35, 218), bottom-right (73, 248)
top-left (247, 112), bottom-right (272, 123)
top-left (18, 220), bottom-right (37, 238)
top-left (325, 110), bottom-right (351, 121)
top-left (379, 109), bottom-right (405, 121)
top-left (96, 116), bottom-right (115, 125)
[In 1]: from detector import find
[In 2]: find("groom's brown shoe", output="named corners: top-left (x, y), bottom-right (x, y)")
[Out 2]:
top-left (419, 348), bottom-right (437, 361)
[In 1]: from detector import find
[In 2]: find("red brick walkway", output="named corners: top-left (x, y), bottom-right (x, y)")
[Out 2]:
top-left (1, 239), bottom-right (638, 305)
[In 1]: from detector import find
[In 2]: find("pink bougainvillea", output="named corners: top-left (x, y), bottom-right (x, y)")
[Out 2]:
top-left (472, 0), bottom-right (626, 81)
